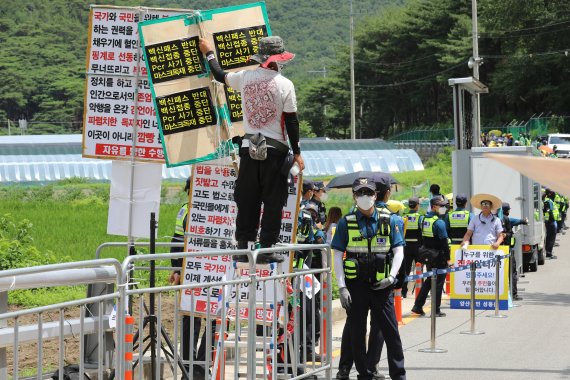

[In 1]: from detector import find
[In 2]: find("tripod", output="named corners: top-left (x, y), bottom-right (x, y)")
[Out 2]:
top-left (128, 212), bottom-right (189, 380)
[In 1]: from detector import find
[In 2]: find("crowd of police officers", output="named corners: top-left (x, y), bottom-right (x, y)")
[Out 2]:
top-left (170, 175), bottom-right (567, 379)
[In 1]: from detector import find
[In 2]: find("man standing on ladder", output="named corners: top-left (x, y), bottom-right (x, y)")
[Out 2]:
top-left (332, 176), bottom-right (406, 380)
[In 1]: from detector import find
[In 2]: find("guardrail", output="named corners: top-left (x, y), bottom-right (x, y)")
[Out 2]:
top-left (1, 244), bottom-right (332, 380)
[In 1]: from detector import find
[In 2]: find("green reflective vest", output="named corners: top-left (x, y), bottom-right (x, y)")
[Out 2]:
top-left (345, 211), bottom-right (391, 255)
top-left (421, 215), bottom-right (439, 238)
top-left (174, 203), bottom-right (188, 236)
top-left (449, 210), bottom-right (470, 228)
top-left (404, 212), bottom-right (422, 242)
top-left (544, 198), bottom-right (555, 222)
top-left (448, 210), bottom-right (470, 243)
top-left (344, 208), bottom-right (392, 282)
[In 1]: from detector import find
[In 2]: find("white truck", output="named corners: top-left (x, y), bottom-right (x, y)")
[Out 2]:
top-left (547, 133), bottom-right (570, 158)
top-left (452, 146), bottom-right (545, 272)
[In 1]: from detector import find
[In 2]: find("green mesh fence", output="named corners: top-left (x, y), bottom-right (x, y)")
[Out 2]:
top-left (389, 117), bottom-right (556, 142)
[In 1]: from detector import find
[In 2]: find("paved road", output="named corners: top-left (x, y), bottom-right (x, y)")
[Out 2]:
top-left (326, 231), bottom-right (570, 379)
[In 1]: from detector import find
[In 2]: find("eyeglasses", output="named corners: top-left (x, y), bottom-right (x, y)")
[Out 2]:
top-left (480, 201), bottom-right (492, 206)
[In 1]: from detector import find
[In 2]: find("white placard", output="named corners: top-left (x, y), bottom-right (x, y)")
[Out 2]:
top-left (107, 160), bottom-right (162, 238)
top-left (180, 163), bottom-right (301, 322)
top-left (83, 6), bottom-right (191, 161)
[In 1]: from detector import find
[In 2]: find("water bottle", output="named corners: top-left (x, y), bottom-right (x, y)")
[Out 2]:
top-left (290, 162), bottom-right (300, 176)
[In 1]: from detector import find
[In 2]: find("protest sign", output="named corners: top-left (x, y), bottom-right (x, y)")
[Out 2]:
top-left (450, 245), bottom-right (510, 310)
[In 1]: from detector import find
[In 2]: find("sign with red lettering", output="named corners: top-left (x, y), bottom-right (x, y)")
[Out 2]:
top-left (83, 6), bottom-right (192, 161)
top-left (180, 163), bottom-right (301, 322)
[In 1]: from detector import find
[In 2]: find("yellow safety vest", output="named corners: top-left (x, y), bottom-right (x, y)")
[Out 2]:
top-left (449, 210), bottom-right (470, 228)
top-left (344, 209), bottom-right (392, 282)
top-left (174, 203), bottom-right (188, 236)
top-left (403, 212), bottom-right (422, 242)
top-left (421, 215), bottom-right (439, 238)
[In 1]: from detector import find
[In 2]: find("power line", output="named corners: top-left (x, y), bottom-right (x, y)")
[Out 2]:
top-left (355, 52), bottom-right (441, 67)
top-left (478, 25), bottom-right (570, 39)
top-left (478, 18), bottom-right (570, 35)
top-left (482, 48), bottom-right (570, 59)
top-left (356, 61), bottom-right (466, 88)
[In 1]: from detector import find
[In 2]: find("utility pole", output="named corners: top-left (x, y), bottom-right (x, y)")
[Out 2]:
top-left (471, 0), bottom-right (482, 147)
top-left (349, 0), bottom-right (356, 140)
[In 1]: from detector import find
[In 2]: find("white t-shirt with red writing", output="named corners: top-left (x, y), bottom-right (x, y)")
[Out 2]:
top-left (226, 67), bottom-right (297, 146)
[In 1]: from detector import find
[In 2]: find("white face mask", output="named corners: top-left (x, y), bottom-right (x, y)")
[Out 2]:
top-left (320, 193), bottom-right (328, 202)
top-left (438, 207), bottom-right (447, 215)
top-left (356, 195), bottom-right (376, 210)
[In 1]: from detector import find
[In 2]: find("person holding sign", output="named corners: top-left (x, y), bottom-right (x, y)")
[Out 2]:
top-left (331, 176), bottom-right (406, 380)
top-left (461, 194), bottom-right (504, 248)
top-left (199, 36), bottom-right (305, 264)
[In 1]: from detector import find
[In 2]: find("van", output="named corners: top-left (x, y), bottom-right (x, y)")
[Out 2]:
top-left (547, 133), bottom-right (570, 157)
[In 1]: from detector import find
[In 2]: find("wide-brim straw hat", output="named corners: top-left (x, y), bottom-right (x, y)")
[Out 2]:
top-left (470, 193), bottom-right (502, 210)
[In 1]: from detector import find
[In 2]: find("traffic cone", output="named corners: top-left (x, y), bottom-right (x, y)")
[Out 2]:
top-left (415, 262), bottom-right (422, 299)
top-left (394, 288), bottom-right (404, 326)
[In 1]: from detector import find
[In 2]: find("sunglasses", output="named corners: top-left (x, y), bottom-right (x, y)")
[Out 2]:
top-left (355, 190), bottom-right (375, 197)
top-left (480, 201), bottom-right (492, 206)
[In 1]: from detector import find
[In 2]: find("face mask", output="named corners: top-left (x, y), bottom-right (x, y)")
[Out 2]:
top-left (320, 193), bottom-right (328, 202)
top-left (438, 207), bottom-right (447, 215)
top-left (356, 195), bottom-right (375, 210)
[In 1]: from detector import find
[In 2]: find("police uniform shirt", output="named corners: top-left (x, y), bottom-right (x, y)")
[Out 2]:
top-left (508, 217), bottom-right (525, 227)
top-left (467, 212), bottom-right (503, 245)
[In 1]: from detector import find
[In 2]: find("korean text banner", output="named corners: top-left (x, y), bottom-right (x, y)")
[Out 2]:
top-left (83, 6), bottom-right (194, 162)
top-left (450, 245), bottom-right (510, 310)
top-left (179, 163), bottom-right (301, 321)
top-left (138, 2), bottom-right (271, 167)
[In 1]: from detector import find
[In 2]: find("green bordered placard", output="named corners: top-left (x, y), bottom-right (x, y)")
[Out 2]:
top-left (139, 2), bottom-right (271, 167)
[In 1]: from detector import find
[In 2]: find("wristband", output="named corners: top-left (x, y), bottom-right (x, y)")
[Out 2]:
top-left (206, 52), bottom-right (216, 61)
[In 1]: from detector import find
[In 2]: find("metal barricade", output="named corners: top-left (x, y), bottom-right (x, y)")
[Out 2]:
top-left (116, 243), bottom-right (332, 380)
top-left (0, 259), bottom-right (122, 380)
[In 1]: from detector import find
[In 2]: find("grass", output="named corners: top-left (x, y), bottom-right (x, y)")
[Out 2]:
top-left (0, 180), bottom-right (187, 307)
top-left (1, 148), bottom-right (453, 307)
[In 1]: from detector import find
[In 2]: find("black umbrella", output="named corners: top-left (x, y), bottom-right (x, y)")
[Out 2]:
top-left (326, 171), bottom-right (398, 190)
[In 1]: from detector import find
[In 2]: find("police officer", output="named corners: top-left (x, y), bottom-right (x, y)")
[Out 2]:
top-left (401, 197), bottom-right (424, 299)
top-left (310, 181), bottom-right (328, 227)
top-left (301, 179), bottom-right (316, 208)
top-left (554, 192), bottom-right (565, 233)
top-left (446, 193), bottom-right (471, 245)
top-left (501, 202), bottom-right (528, 301)
top-left (332, 176), bottom-right (406, 380)
top-left (295, 202), bottom-right (325, 362)
top-left (411, 197), bottom-right (450, 317)
top-left (543, 189), bottom-right (557, 258)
